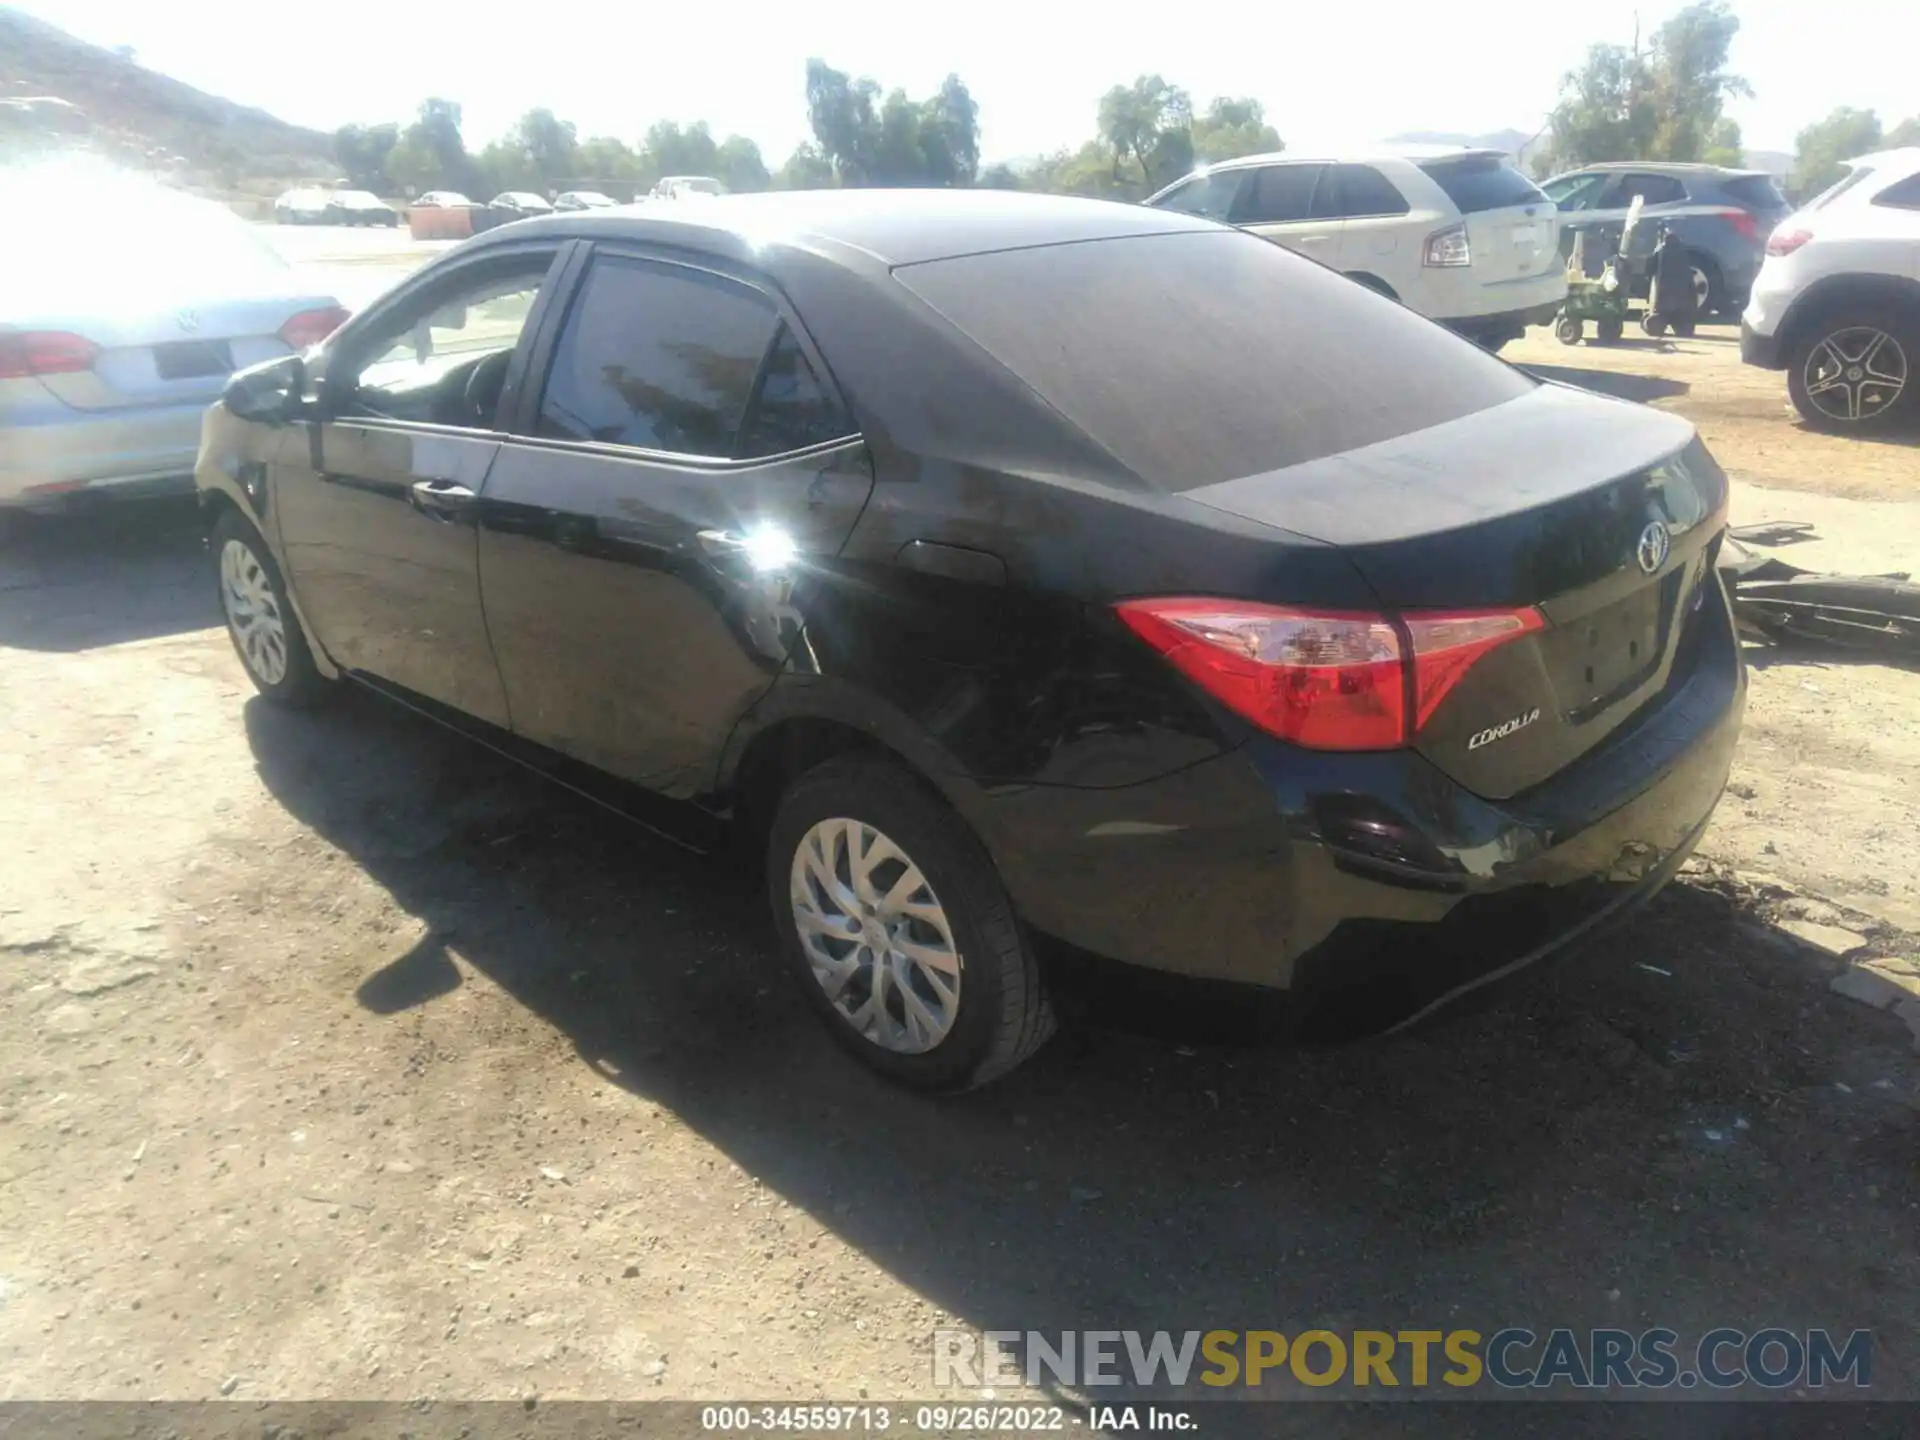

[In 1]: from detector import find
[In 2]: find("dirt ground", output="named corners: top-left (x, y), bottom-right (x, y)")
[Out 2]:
top-left (2, 315), bottom-right (1917, 1426)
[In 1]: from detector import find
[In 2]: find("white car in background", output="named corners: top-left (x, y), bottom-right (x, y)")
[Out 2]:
top-left (649, 175), bottom-right (726, 201)
top-left (2, 175), bottom-right (347, 514)
top-left (1741, 147), bottom-right (1920, 433)
top-left (1145, 147), bottom-right (1566, 350)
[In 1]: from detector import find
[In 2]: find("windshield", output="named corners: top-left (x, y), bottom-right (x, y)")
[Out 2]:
top-left (895, 230), bottom-right (1535, 489)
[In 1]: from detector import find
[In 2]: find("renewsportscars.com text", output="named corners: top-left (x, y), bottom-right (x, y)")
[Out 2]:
top-left (933, 1327), bottom-right (1872, 1392)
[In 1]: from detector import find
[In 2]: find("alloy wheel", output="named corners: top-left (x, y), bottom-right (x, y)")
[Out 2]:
top-left (789, 817), bottom-right (963, 1054)
top-left (1691, 265), bottom-right (1712, 312)
top-left (1801, 327), bottom-right (1909, 424)
top-left (219, 538), bottom-right (289, 686)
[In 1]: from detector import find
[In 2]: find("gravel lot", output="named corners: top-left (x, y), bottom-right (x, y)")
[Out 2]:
top-left (2, 309), bottom-right (1916, 1428)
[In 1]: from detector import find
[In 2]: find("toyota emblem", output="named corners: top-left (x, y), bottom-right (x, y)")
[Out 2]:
top-left (1636, 521), bottom-right (1671, 574)
top-left (175, 309), bottom-right (200, 333)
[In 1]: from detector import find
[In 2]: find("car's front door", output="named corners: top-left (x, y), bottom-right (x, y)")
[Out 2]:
top-left (275, 244), bottom-right (570, 727)
top-left (1229, 162), bottom-right (1336, 264)
top-left (475, 248), bottom-right (874, 798)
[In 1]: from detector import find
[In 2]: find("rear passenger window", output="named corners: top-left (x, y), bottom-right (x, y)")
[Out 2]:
top-left (1231, 164), bottom-right (1323, 224)
top-left (1617, 174), bottom-right (1687, 205)
top-left (536, 255), bottom-right (777, 458)
top-left (1314, 164), bottom-right (1409, 219)
top-left (738, 324), bottom-right (853, 458)
top-left (1418, 155), bottom-right (1549, 213)
top-left (1873, 173), bottom-right (1920, 210)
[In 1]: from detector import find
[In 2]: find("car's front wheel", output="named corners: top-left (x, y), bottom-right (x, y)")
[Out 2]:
top-left (1787, 307), bottom-right (1917, 434)
top-left (767, 756), bottom-right (1054, 1091)
top-left (211, 510), bottom-right (331, 707)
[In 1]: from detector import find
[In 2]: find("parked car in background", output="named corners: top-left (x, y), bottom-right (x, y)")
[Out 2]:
top-left (1540, 163), bottom-right (1790, 316)
top-left (323, 189), bottom-right (400, 227)
top-left (197, 190), bottom-right (1740, 1090)
top-left (649, 175), bottom-right (726, 201)
top-left (1741, 147), bottom-right (1920, 433)
top-left (412, 190), bottom-right (478, 209)
top-left (1144, 148), bottom-right (1565, 350)
top-left (2, 174), bottom-right (346, 514)
top-left (273, 187), bottom-right (329, 225)
top-left (489, 191), bottom-right (555, 222)
top-left (554, 190), bottom-right (619, 211)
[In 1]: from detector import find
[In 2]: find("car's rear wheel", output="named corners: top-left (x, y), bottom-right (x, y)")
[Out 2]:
top-left (767, 756), bottom-right (1054, 1091)
top-left (1787, 308), bottom-right (1917, 434)
top-left (211, 510), bottom-right (331, 707)
top-left (1688, 254), bottom-right (1722, 316)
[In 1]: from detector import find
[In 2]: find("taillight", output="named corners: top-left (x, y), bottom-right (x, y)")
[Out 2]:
top-left (278, 306), bottom-right (350, 351)
top-left (1115, 599), bottom-right (1544, 752)
top-left (0, 330), bottom-right (100, 380)
top-left (1424, 223), bottom-right (1471, 268)
top-left (1719, 209), bottom-right (1759, 240)
top-left (1766, 227), bottom-right (1812, 257)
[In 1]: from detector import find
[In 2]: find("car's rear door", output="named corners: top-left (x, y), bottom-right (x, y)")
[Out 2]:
top-left (275, 241), bottom-right (571, 726)
top-left (1320, 163), bottom-right (1414, 292)
top-left (475, 247), bottom-right (873, 798)
top-left (1229, 162), bottom-right (1337, 265)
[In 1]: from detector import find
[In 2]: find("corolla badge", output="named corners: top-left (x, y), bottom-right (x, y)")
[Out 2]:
top-left (1468, 707), bottom-right (1542, 751)
top-left (1636, 521), bottom-right (1671, 574)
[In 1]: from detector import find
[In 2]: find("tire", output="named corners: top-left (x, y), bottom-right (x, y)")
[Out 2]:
top-left (1555, 316), bottom-right (1583, 346)
top-left (1786, 306), bottom-right (1918, 435)
top-left (210, 510), bottom-right (331, 707)
top-left (1642, 314), bottom-right (1667, 337)
top-left (767, 756), bottom-right (1054, 1091)
top-left (1596, 318), bottom-right (1624, 344)
top-left (1688, 255), bottom-right (1723, 316)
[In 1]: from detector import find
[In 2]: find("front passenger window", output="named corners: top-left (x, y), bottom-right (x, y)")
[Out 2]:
top-left (343, 261), bottom-right (549, 428)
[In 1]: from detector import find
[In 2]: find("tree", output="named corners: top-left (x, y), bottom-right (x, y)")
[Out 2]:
top-left (977, 162), bottom-right (1023, 190)
top-left (1887, 116), bottom-right (1920, 148)
top-left (1546, 2), bottom-right (1747, 167)
top-left (1793, 107), bottom-right (1882, 196)
top-left (1098, 75), bottom-right (1193, 191)
top-left (637, 119), bottom-right (720, 188)
top-left (335, 122), bottom-right (399, 192)
top-left (773, 142), bottom-right (835, 190)
top-left (1191, 97), bottom-right (1281, 165)
top-left (1704, 116), bottom-right (1744, 168)
top-left (716, 135), bottom-right (770, 193)
top-left (574, 135), bottom-right (643, 190)
top-left (802, 59), bottom-right (982, 187)
top-left (388, 97), bottom-right (478, 195)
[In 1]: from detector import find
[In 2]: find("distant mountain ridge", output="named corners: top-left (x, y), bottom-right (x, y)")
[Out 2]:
top-left (0, 5), bottom-right (334, 193)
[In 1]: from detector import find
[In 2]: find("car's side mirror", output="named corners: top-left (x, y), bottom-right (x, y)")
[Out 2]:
top-left (224, 354), bottom-right (306, 425)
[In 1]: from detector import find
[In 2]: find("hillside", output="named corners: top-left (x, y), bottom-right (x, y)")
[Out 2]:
top-left (0, 5), bottom-right (335, 196)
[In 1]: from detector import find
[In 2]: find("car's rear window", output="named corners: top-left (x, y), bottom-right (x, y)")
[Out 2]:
top-left (1721, 174), bottom-right (1787, 211)
top-left (893, 231), bottom-right (1536, 490)
top-left (1417, 155), bottom-right (1548, 213)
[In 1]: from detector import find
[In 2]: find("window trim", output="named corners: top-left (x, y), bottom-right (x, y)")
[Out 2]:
top-left (316, 240), bottom-right (578, 436)
top-left (505, 240), bottom-right (861, 470)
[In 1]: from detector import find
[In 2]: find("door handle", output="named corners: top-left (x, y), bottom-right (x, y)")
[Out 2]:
top-left (410, 479), bottom-right (476, 519)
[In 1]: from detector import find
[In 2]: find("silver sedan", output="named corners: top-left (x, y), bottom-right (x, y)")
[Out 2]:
top-left (1, 177), bottom-right (347, 513)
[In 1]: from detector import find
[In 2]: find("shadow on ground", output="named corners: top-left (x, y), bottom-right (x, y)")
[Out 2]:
top-left (1520, 364), bottom-right (1691, 404)
top-left (0, 498), bottom-right (214, 651)
top-left (235, 683), bottom-right (1920, 1422)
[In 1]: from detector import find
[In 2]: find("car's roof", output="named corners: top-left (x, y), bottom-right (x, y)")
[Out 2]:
top-left (468, 187), bottom-right (1217, 269)
top-left (1202, 146), bottom-right (1507, 172)
top-left (1846, 146), bottom-right (1920, 175)
top-left (1560, 161), bottom-right (1768, 178)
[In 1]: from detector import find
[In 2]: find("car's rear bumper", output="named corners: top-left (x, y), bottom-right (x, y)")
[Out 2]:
top-left (0, 400), bottom-right (207, 508)
top-left (1740, 319), bottom-right (1785, 369)
top-left (1429, 269), bottom-right (1569, 331)
top-left (981, 571), bottom-right (1744, 1030)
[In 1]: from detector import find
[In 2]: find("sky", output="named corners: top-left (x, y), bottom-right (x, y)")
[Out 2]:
top-left (14, 0), bottom-right (1919, 163)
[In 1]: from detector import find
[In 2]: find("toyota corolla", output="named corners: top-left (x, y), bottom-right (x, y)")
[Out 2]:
top-left (196, 190), bottom-right (1744, 1090)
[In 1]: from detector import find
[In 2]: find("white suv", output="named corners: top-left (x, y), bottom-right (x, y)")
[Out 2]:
top-left (1144, 148), bottom-right (1566, 349)
top-left (1742, 147), bottom-right (1920, 433)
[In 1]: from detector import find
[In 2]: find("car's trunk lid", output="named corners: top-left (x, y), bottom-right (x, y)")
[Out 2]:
top-left (1181, 384), bottom-right (1727, 799)
top-left (1416, 153), bottom-right (1563, 282)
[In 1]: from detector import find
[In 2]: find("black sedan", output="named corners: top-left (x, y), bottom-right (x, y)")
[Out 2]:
top-left (488, 191), bottom-right (555, 221)
top-left (322, 189), bottom-right (401, 227)
top-left (197, 191), bottom-right (1744, 1091)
